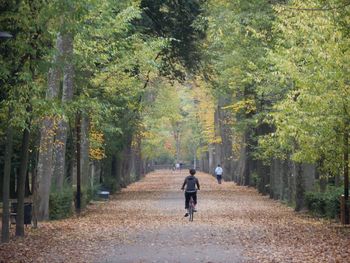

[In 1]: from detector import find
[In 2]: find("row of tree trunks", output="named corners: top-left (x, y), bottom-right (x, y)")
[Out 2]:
top-left (198, 129), bottom-right (316, 211)
top-left (104, 134), bottom-right (145, 191)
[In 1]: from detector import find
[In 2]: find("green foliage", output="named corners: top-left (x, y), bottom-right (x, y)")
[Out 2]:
top-left (256, 0), bottom-right (350, 175)
top-left (0, 0), bottom-right (52, 130)
top-left (73, 0), bottom-right (168, 160)
top-left (305, 187), bottom-right (343, 218)
top-left (251, 172), bottom-right (261, 187)
top-left (204, 0), bottom-right (278, 143)
top-left (49, 188), bottom-right (73, 220)
top-left (139, 0), bottom-right (207, 77)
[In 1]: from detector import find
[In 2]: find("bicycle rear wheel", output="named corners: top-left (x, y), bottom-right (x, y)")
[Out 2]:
top-left (189, 198), bottom-right (194, 221)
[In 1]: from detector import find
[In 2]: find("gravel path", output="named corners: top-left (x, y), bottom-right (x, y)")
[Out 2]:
top-left (98, 170), bottom-right (244, 263)
top-left (2, 170), bottom-right (350, 263)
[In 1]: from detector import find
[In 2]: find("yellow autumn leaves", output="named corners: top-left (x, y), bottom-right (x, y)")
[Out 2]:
top-left (89, 128), bottom-right (105, 160)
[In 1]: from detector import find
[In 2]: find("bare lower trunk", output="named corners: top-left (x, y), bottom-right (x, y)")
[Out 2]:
top-left (53, 33), bottom-right (74, 190)
top-left (121, 136), bottom-right (132, 187)
top-left (218, 96), bottom-right (233, 181)
top-left (172, 122), bottom-right (181, 164)
top-left (32, 167), bottom-right (38, 228)
top-left (213, 105), bottom-right (222, 173)
top-left (295, 162), bottom-right (304, 212)
top-left (76, 112), bottom-right (82, 213)
top-left (16, 126), bottom-right (31, 237)
top-left (134, 137), bottom-right (142, 180)
top-left (208, 145), bottom-right (214, 174)
top-left (36, 117), bottom-right (56, 220)
top-left (80, 114), bottom-right (90, 187)
top-left (53, 120), bottom-right (69, 189)
top-left (344, 126), bottom-right (349, 224)
top-left (1, 110), bottom-right (13, 243)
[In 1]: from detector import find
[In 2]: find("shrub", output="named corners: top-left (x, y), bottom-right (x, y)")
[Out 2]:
top-left (81, 184), bottom-right (101, 208)
top-left (251, 172), bottom-right (260, 187)
top-left (305, 187), bottom-right (343, 219)
top-left (49, 188), bottom-right (73, 220)
top-left (102, 176), bottom-right (119, 194)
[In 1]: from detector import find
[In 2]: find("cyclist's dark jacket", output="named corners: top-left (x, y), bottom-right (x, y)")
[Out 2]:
top-left (182, 175), bottom-right (200, 193)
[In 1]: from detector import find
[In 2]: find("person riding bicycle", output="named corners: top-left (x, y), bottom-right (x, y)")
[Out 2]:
top-left (181, 168), bottom-right (200, 217)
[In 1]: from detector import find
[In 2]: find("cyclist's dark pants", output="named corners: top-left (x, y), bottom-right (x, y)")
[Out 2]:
top-left (216, 174), bottom-right (222, 184)
top-left (185, 192), bottom-right (197, 209)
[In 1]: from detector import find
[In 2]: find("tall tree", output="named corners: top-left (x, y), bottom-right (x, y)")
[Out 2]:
top-left (1, 0), bottom-right (51, 237)
top-left (36, 33), bottom-right (62, 220)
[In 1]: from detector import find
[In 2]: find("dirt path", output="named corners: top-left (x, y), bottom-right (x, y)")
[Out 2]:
top-left (1, 170), bottom-right (350, 262)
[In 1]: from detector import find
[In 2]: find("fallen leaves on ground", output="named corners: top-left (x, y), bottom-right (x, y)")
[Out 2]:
top-left (0, 170), bottom-right (349, 262)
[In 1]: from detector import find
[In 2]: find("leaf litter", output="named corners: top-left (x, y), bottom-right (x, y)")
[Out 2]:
top-left (0, 170), bottom-right (349, 262)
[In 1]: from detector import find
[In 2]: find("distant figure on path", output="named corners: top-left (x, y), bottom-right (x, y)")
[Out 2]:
top-left (215, 164), bottom-right (223, 184)
top-left (181, 169), bottom-right (200, 217)
top-left (175, 163), bottom-right (180, 171)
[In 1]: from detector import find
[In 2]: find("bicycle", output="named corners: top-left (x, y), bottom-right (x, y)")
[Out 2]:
top-left (188, 196), bottom-right (195, 222)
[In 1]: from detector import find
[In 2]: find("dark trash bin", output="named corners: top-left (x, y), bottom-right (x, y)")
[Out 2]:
top-left (11, 202), bottom-right (32, 225)
top-left (98, 191), bottom-right (110, 200)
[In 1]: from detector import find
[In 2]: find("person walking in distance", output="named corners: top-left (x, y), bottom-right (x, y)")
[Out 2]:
top-left (181, 169), bottom-right (200, 217)
top-left (215, 164), bottom-right (223, 184)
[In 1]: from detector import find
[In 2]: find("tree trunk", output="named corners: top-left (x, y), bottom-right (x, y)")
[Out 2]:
top-left (173, 122), bottom-right (181, 164)
top-left (53, 33), bottom-right (74, 190)
top-left (75, 112), bottom-right (81, 214)
top-left (213, 105), bottom-right (222, 171)
top-left (53, 120), bottom-right (69, 189)
top-left (120, 136), bottom-right (132, 186)
top-left (36, 34), bottom-right (63, 221)
top-left (16, 126), bottom-right (31, 237)
top-left (295, 162), bottom-right (305, 212)
top-left (25, 171), bottom-right (31, 196)
top-left (116, 155), bottom-right (123, 188)
top-left (218, 96), bottom-right (233, 181)
top-left (32, 151), bottom-right (39, 228)
top-left (257, 160), bottom-right (270, 195)
top-left (80, 114), bottom-right (90, 187)
top-left (36, 117), bottom-right (55, 220)
top-left (208, 145), bottom-right (214, 174)
top-left (111, 155), bottom-right (117, 181)
top-left (1, 110), bottom-right (13, 243)
top-left (343, 126), bottom-right (349, 224)
top-left (135, 136), bottom-right (142, 180)
top-left (282, 160), bottom-right (290, 200)
top-left (269, 160), bottom-right (275, 199)
top-left (130, 136), bottom-right (142, 181)
top-left (244, 133), bottom-right (251, 186)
